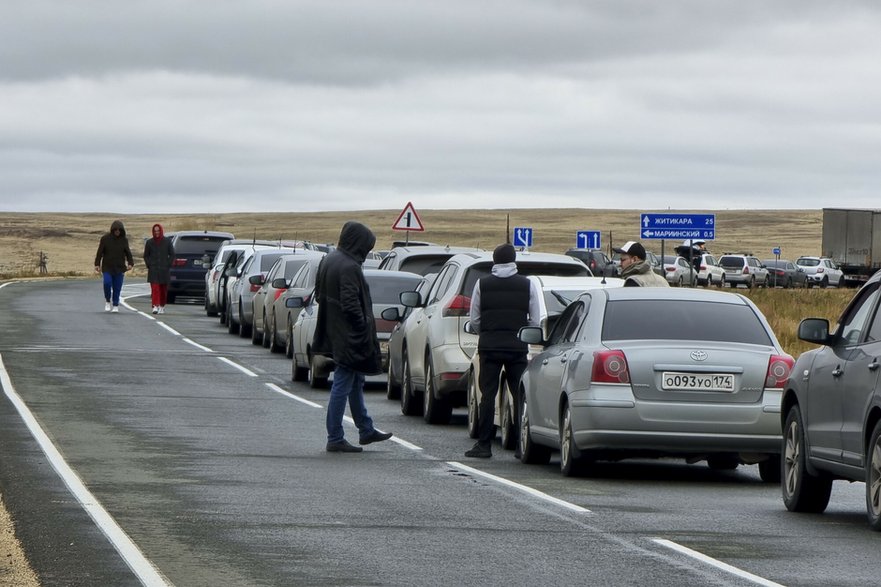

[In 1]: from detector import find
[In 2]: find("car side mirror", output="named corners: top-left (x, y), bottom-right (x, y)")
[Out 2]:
top-left (518, 326), bottom-right (545, 345)
top-left (400, 290), bottom-right (422, 308)
top-left (248, 274), bottom-right (264, 286)
top-left (798, 318), bottom-right (831, 345)
top-left (381, 307), bottom-right (401, 321)
top-left (285, 296), bottom-right (305, 309)
top-left (271, 278), bottom-right (287, 289)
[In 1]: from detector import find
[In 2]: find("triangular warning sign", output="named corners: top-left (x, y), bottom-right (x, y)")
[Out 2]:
top-left (392, 202), bottom-right (425, 232)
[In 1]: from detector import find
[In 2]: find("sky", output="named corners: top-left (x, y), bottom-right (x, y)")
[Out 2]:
top-left (2, 0), bottom-right (880, 214)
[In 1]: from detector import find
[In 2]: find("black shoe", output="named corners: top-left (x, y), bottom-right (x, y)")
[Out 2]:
top-left (465, 443), bottom-right (492, 458)
top-left (326, 440), bottom-right (363, 453)
top-left (359, 430), bottom-right (393, 445)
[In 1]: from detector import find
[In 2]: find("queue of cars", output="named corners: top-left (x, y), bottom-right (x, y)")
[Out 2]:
top-left (173, 229), bottom-right (881, 530)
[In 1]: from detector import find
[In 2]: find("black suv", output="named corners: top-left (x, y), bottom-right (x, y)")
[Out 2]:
top-left (564, 248), bottom-right (617, 277)
top-left (168, 231), bottom-right (234, 303)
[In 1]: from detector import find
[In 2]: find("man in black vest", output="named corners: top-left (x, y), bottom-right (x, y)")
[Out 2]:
top-left (465, 243), bottom-right (540, 458)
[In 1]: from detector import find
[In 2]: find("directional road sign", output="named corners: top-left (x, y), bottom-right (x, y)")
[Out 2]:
top-left (513, 227), bottom-right (533, 248)
top-left (576, 230), bottom-right (601, 250)
top-left (639, 213), bottom-right (715, 240)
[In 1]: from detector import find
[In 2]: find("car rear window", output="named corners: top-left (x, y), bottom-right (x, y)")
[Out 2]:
top-left (601, 299), bottom-right (774, 345)
top-left (174, 236), bottom-right (230, 256)
top-left (259, 252), bottom-right (287, 271)
top-left (461, 262), bottom-right (589, 297)
top-left (399, 255), bottom-right (455, 275)
top-left (797, 258), bottom-right (820, 267)
top-left (367, 275), bottom-right (422, 304)
top-left (284, 259), bottom-right (309, 279)
top-left (718, 257), bottom-right (745, 269)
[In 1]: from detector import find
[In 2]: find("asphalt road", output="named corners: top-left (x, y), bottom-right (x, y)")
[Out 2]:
top-left (1, 278), bottom-right (879, 586)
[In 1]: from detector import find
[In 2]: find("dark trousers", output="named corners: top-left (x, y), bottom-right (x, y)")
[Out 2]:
top-left (477, 350), bottom-right (528, 446)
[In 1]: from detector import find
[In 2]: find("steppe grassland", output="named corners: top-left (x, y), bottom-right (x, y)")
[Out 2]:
top-left (0, 208), bottom-right (842, 355)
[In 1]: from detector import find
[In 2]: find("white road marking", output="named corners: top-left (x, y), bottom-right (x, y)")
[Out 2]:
top-left (264, 383), bottom-right (322, 408)
top-left (448, 461), bottom-right (590, 513)
top-left (155, 322), bottom-right (180, 336)
top-left (216, 357), bottom-right (258, 377)
top-left (182, 338), bottom-right (213, 352)
top-left (0, 354), bottom-right (172, 587)
top-left (653, 538), bottom-right (784, 587)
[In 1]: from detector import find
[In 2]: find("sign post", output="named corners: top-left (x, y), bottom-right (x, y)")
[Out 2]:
top-left (392, 202), bottom-right (425, 245)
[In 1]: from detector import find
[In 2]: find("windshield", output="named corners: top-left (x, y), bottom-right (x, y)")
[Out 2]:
top-left (367, 275), bottom-right (423, 304)
top-left (174, 236), bottom-right (229, 256)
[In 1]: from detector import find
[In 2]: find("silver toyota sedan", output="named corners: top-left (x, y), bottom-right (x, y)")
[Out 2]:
top-left (517, 287), bottom-right (793, 479)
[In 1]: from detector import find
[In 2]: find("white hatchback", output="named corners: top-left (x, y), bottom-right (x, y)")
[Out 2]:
top-left (795, 256), bottom-right (844, 288)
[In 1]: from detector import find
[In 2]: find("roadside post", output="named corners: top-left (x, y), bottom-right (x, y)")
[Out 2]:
top-left (772, 247), bottom-right (781, 287)
top-left (392, 202), bottom-right (425, 245)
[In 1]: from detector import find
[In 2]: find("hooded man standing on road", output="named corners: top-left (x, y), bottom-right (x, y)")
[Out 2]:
top-left (614, 241), bottom-right (670, 287)
top-left (465, 243), bottom-right (541, 459)
top-left (94, 219), bottom-right (134, 312)
top-left (313, 221), bottom-right (393, 453)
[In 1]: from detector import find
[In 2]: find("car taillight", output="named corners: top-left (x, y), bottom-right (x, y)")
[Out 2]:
top-left (700, 264), bottom-right (707, 271)
top-left (172, 258), bottom-right (187, 267)
top-left (817, 267), bottom-right (825, 273)
top-left (443, 295), bottom-right (471, 317)
top-left (591, 350), bottom-right (630, 384)
top-left (742, 266), bottom-right (750, 274)
top-left (765, 354), bottom-right (794, 388)
top-left (665, 267), bottom-right (676, 272)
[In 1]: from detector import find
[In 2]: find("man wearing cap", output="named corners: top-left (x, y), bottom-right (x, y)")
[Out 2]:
top-left (613, 241), bottom-right (670, 287)
top-left (465, 243), bottom-right (541, 459)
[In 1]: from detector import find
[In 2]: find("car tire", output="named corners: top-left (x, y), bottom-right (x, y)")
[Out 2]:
top-left (786, 278), bottom-right (793, 289)
top-left (423, 356), bottom-right (452, 425)
top-left (866, 420), bottom-right (881, 530)
top-left (466, 368), bottom-right (480, 439)
top-left (239, 303), bottom-right (251, 338)
top-left (677, 276), bottom-right (684, 287)
top-left (499, 382), bottom-right (517, 450)
top-left (560, 404), bottom-right (587, 477)
top-left (820, 276), bottom-right (829, 289)
top-left (519, 388), bottom-right (551, 465)
top-left (707, 454), bottom-right (739, 471)
top-left (748, 276), bottom-right (756, 290)
top-left (251, 311), bottom-right (263, 345)
top-left (227, 303), bottom-right (238, 334)
top-left (167, 293), bottom-right (177, 304)
top-left (782, 405), bottom-right (833, 513)
top-left (400, 352), bottom-right (422, 416)
top-left (308, 352), bottom-right (328, 389)
top-left (718, 274), bottom-right (725, 288)
top-left (285, 316), bottom-right (295, 359)
top-left (205, 295), bottom-right (218, 317)
top-left (759, 455), bottom-right (782, 483)
top-left (386, 366), bottom-right (401, 400)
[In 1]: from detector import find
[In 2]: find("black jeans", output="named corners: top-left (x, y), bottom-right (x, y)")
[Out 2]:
top-left (477, 350), bottom-right (528, 447)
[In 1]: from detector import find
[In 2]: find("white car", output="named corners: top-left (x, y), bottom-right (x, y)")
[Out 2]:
top-left (465, 275), bottom-right (625, 448)
top-left (795, 256), bottom-right (844, 288)
top-left (662, 255), bottom-right (698, 287)
top-left (397, 250), bottom-right (591, 424)
top-left (695, 253), bottom-right (726, 287)
top-left (205, 241), bottom-right (280, 317)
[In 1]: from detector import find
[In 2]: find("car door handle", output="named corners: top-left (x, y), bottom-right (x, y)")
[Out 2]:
top-left (870, 360), bottom-right (880, 371)
top-left (832, 366), bottom-right (843, 377)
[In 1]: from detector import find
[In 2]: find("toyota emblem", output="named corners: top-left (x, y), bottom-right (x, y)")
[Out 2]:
top-left (690, 350), bottom-right (708, 361)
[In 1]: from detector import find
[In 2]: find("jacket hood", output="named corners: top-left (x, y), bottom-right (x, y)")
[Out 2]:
top-left (337, 221), bottom-right (376, 264)
top-left (151, 223), bottom-right (165, 240)
top-left (620, 260), bottom-right (652, 278)
top-left (110, 220), bottom-right (127, 237)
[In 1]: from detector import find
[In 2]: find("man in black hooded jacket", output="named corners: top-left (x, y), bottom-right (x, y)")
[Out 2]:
top-left (313, 221), bottom-right (393, 453)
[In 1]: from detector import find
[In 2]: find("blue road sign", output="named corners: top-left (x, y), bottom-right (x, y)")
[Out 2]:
top-left (513, 227), bottom-right (533, 248)
top-left (576, 230), bottom-right (601, 249)
top-left (639, 213), bottom-right (716, 240)
top-left (773, 247), bottom-right (781, 256)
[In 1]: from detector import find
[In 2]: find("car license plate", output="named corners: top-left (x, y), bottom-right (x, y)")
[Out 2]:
top-left (661, 372), bottom-right (734, 392)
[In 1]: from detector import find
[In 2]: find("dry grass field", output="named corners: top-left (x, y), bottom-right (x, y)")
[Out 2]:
top-left (0, 208), bottom-right (852, 356)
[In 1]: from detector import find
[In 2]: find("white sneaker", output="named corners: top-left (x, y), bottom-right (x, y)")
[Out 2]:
top-left (152, 306), bottom-right (159, 314)
top-left (111, 306), bottom-right (119, 313)
top-left (105, 302), bottom-right (112, 312)
top-left (158, 306), bottom-right (165, 314)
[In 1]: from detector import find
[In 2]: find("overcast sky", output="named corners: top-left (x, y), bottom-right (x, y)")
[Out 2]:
top-left (2, 1), bottom-right (880, 214)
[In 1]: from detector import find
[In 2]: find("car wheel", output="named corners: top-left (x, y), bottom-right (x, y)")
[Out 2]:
top-left (560, 404), bottom-right (587, 477)
top-left (519, 388), bottom-right (551, 465)
top-left (308, 352), bottom-right (328, 389)
top-left (782, 405), bottom-right (833, 513)
top-left (423, 356), bottom-right (452, 425)
top-left (499, 382), bottom-right (517, 451)
top-left (239, 303), bottom-right (251, 338)
top-left (820, 276), bottom-right (828, 289)
top-left (386, 364), bottom-right (401, 400)
top-left (717, 274), bottom-right (725, 288)
top-left (167, 293), bottom-right (176, 304)
top-left (707, 454), bottom-right (739, 471)
top-left (227, 303), bottom-right (238, 334)
top-left (400, 351), bottom-right (422, 416)
top-left (466, 369), bottom-right (479, 439)
top-left (866, 420), bottom-right (881, 530)
top-left (759, 455), bottom-right (782, 483)
top-left (677, 276), bottom-right (684, 287)
top-left (285, 316), bottom-right (295, 359)
top-left (786, 278), bottom-right (793, 289)
top-left (748, 276), bottom-right (756, 290)
top-left (251, 311), bottom-right (263, 345)
top-left (268, 312), bottom-right (282, 353)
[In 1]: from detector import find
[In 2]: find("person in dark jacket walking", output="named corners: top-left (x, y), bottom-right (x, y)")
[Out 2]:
top-left (94, 219), bottom-right (134, 313)
top-left (465, 243), bottom-right (541, 459)
top-left (312, 221), bottom-right (393, 453)
top-left (143, 223), bottom-right (175, 314)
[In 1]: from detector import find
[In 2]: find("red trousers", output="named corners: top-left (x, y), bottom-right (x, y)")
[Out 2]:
top-left (151, 283), bottom-right (168, 307)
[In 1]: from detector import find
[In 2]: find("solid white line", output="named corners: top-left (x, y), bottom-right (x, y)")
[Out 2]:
top-left (264, 383), bottom-right (322, 408)
top-left (652, 538), bottom-right (784, 587)
top-left (216, 357), bottom-right (258, 377)
top-left (0, 282), bottom-right (13, 290)
top-left (340, 416), bottom-right (422, 450)
top-left (0, 354), bottom-right (171, 587)
top-left (182, 338), bottom-right (213, 353)
top-left (447, 461), bottom-right (590, 514)
top-left (155, 322), bottom-right (180, 336)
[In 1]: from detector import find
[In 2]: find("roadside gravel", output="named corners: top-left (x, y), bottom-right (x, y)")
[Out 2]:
top-left (0, 494), bottom-right (39, 586)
